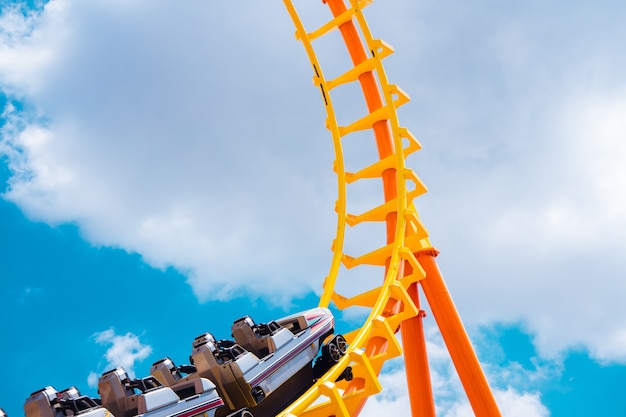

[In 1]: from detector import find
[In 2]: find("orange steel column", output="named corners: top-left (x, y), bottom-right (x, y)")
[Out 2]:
top-left (402, 283), bottom-right (437, 417)
top-left (417, 250), bottom-right (502, 417)
top-left (322, 1), bottom-right (436, 415)
top-left (316, 2), bottom-right (500, 415)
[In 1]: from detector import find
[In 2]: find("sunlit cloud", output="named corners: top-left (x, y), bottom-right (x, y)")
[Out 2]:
top-left (2, 0), bottom-right (626, 369)
top-left (87, 328), bottom-right (152, 387)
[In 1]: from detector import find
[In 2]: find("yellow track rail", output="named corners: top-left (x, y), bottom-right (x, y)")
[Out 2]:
top-left (279, 1), bottom-right (432, 416)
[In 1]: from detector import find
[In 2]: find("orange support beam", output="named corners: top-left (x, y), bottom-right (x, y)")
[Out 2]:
top-left (320, 2), bottom-right (501, 416)
top-left (401, 283), bottom-right (436, 417)
top-left (417, 250), bottom-right (502, 417)
top-left (323, 0), bottom-right (438, 415)
top-left (321, 2), bottom-right (413, 415)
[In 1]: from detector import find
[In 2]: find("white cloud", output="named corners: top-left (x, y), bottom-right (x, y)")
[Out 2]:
top-left (2, 0), bottom-right (626, 368)
top-left (421, 87), bottom-right (626, 362)
top-left (377, 2), bottom-right (626, 365)
top-left (0, 0), bottom-right (336, 304)
top-left (88, 328), bottom-right (152, 387)
top-left (87, 371), bottom-right (99, 389)
top-left (440, 389), bottom-right (549, 417)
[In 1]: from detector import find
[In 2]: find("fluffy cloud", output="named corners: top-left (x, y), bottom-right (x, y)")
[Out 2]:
top-left (2, 0), bottom-right (626, 367)
top-left (414, 85), bottom-right (626, 362)
top-left (0, 0), bottom-right (336, 304)
top-left (439, 389), bottom-right (549, 417)
top-left (376, 1), bottom-right (626, 364)
top-left (87, 329), bottom-right (152, 387)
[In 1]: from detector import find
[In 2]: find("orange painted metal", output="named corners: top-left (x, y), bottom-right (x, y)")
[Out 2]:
top-left (402, 282), bottom-right (437, 417)
top-left (321, 1), bottom-right (500, 416)
top-left (417, 250), bottom-right (502, 417)
top-left (322, 1), bottom-right (403, 413)
top-left (322, 1), bottom-right (437, 415)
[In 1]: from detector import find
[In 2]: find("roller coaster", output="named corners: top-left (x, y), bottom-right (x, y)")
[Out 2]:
top-left (8, 1), bottom-right (503, 416)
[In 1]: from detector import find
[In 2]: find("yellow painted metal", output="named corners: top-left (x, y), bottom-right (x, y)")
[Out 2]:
top-left (280, 1), bottom-right (501, 416)
top-left (280, 0), bottom-right (428, 416)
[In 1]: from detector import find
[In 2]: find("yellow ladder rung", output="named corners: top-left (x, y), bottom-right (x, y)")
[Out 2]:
top-left (332, 248), bottom-right (424, 310)
top-left (332, 287), bottom-right (380, 309)
top-left (342, 242), bottom-right (392, 268)
top-left (305, 7), bottom-right (356, 41)
top-left (331, 278), bottom-right (405, 310)
top-left (298, 391), bottom-right (374, 417)
top-left (338, 106), bottom-right (389, 137)
top-left (344, 130), bottom-right (420, 183)
top-left (346, 178), bottom-right (426, 228)
top-left (344, 154), bottom-right (396, 184)
top-left (327, 57), bottom-right (377, 90)
top-left (326, 40), bottom-right (393, 91)
top-left (342, 231), bottom-right (430, 269)
top-left (346, 198), bottom-right (394, 226)
top-left (336, 86), bottom-right (408, 137)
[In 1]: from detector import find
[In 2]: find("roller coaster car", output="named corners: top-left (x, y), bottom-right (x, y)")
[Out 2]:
top-left (24, 386), bottom-right (106, 417)
top-left (25, 375), bottom-right (232, 417)
top-left (150, 307), bottom-right (350, 417)
top-left (96, 368), bottom-right (231, 417)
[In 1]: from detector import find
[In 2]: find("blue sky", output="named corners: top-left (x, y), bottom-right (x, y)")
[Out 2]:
top-left (1, 1), bottom-right (626, 416)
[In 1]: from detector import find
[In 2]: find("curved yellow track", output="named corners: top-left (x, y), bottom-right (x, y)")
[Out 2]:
top-left (279, 1), bottom-right (433, 416)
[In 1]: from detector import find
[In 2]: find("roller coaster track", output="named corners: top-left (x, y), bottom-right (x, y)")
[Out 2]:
top-left (279, 1), bottom-right (502, 416)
